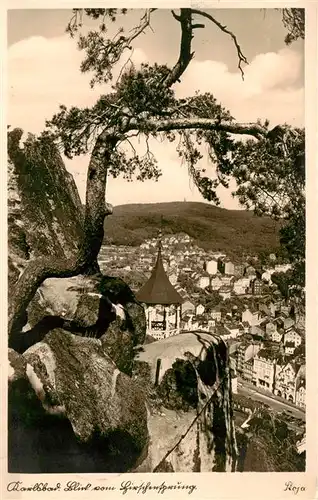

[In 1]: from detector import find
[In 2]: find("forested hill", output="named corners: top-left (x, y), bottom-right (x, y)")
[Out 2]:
top-left (103, 202), bottom-right (282, 256)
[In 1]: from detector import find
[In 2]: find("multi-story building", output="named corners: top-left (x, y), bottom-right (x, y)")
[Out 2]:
top-left (198, 274), bottom-right (210, 289)
top-left (274, 362), bottom-right (300, 403)
top-left (266, 319), bottom-right (277, 336)
top-left (196, 303), bottom-right (205, 316)
top-left (284, 329), bottom-right (302, 348)
top-left (224, 260), bottom-right (235, 275)
top-left (224, 322), bottom-right (241, 338)
top-left (243, 358), bottom-right (254, 383)
top-left (233, 263), bottom-right (245, 277)
top-left (272, 328), bottom-right (284, 343)
top-left (236, 342), bottom-right (262, 380)
top-left (252, 278), bottom-right (263, 295)
top-left (220, 275), bottom-right (235, 287)
top-left (253, 348), bottom-right (278, 391)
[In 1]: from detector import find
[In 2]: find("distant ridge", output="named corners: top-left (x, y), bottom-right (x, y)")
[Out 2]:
top-left (104, 202), bottom-right (282, 256)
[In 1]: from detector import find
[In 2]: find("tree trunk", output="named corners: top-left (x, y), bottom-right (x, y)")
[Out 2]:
top-left (8, 133), bottom-right (118, 341)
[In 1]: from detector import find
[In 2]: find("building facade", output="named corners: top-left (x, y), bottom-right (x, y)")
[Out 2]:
top-left (253, 349), bottom-right (277, 391)
top-left (274, 362), bottom-right (298, 403)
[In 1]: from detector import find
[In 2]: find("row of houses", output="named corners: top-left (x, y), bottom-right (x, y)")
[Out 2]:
top-left (233, 340), bottom-right (305, 409)
top-left (99, 239), bottom-right (291, 306)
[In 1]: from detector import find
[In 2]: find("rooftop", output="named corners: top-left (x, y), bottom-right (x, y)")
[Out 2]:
top-left (136, 242), bottom-right (184, 305)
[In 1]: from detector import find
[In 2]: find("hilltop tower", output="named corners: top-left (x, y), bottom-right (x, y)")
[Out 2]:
top-left (136, 236), bottom-right (183, 340)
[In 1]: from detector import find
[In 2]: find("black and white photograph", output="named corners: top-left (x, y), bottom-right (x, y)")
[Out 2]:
top-left (4, 3), bottom-right (317, 495)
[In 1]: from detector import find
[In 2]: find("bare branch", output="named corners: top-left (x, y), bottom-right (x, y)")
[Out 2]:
top-left (126, 137), bottom-right (137, 156)
top-left (190, 9), bottom-right (248, 79)
top-left (123, 8), bottom-right (156, 47)
top-left (116, 49), bottom-right (135, 83)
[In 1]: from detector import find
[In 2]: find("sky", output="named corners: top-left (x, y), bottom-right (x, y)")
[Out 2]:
top-left (7, 8), bottom-right (304, 208)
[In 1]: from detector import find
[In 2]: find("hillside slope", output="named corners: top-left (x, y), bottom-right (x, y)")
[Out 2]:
top-left (104, 202), bottom-right (281, 255)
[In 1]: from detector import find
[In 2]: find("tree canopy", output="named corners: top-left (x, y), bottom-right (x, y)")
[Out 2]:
top-left (8, 8), bottom-right (305, 338)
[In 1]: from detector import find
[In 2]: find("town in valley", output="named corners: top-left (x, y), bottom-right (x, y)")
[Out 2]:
top-left (99, 231), bottom-right (305, 454)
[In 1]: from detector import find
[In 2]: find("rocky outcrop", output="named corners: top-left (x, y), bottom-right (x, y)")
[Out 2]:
top-left (8, 129), bottom-right (84, 289)
top-left (9, 330), bottom-right (236, 473)
top-left (134, 332), bottom-right (237, 472)
top-left (7, 129), bottom-right (149, 473)
top-left (8, 332), bottom-right (148, 473)
top-left (11, 273), bottom-right (146, 374)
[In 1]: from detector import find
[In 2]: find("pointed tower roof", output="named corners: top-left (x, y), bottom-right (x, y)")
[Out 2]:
top-left (136, 240), bottom-right (183, 305)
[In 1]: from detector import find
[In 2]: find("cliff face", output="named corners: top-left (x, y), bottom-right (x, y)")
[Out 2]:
top-left (8, 129), bottom-right (84, 288)
top-left (7, 129), bottom-right (237, 473)
top-left (134, 332), bottom-right (237, 472)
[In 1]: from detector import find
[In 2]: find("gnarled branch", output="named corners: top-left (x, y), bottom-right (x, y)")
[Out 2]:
top-left (191, 9), bottom-right (248, 79)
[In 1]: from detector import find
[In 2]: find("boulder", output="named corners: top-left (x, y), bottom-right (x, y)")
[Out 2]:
top-left (13, 273), bottom-right (146, 374)
top-left (8, 330), bottom-right (148, 473)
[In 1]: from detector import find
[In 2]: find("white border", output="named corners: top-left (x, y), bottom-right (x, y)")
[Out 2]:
top-left (1, 2), bottom-right (317, 499)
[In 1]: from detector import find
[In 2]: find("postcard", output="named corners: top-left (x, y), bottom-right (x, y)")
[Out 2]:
top-left (2, 2), bottom-right (317, 499)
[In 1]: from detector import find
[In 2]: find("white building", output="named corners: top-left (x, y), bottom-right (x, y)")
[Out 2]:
top-left (196, 303), bottom-right (205, 316)
top-left (284, 329), bottom-right (302, 348)
top-left (274, 362), bottom-right (299, 403)
top-left (253, 349), bottom-right (277, 392)
top-left (206, 259), bottom-right (218, 275)
top-left (224, 260), bottom-right (235, 275)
